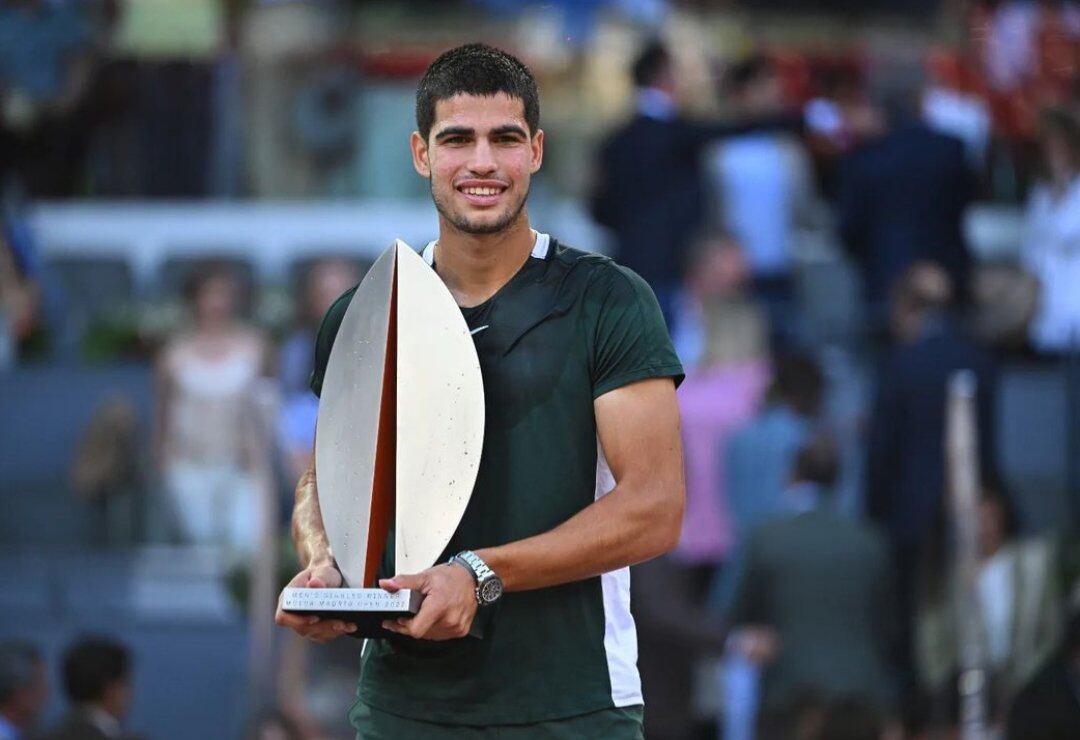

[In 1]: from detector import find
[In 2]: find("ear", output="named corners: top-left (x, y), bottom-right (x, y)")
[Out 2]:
top-left (530, 129), bottom-right (544, 174)
top-left (411, 131), bottom-right (431, 178)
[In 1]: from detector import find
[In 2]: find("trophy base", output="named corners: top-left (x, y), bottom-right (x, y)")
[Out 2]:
top-left (281, 588), bottom-right (423, 638)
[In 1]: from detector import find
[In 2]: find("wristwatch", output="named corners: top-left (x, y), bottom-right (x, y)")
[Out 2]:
top-left (449, 550), bottom-right (504, 607)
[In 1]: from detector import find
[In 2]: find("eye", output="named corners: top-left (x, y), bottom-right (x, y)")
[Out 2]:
top-left (443, 136), bottom-right (468, 145)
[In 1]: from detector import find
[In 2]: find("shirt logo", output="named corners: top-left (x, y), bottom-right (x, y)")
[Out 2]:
top-left (470, 325), bottom-right (490, 336)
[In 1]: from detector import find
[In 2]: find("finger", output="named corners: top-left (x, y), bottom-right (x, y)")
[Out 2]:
top-left (379, 573), bottom-right (426, 592)
top-left (309, 566), bottom-right (343, 588)
top-left (403, 600), bottom-right (442, 638)
top-left (381, 619), bottom-right (409, 635)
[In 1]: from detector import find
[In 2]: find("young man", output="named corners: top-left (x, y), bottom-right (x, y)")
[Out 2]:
top-left (275, 43), bottom-right (686, 738)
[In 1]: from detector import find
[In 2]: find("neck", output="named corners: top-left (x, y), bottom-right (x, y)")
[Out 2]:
top-left (434, 209), bottom-right (535, 308)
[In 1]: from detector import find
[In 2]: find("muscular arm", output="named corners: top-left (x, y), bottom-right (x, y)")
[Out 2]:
top-left (476, 376), bottom-right (685, 591)
top-left (291, 454), bottom-right (333, 569)
top-left (382, 375), bottom-right (684, 640)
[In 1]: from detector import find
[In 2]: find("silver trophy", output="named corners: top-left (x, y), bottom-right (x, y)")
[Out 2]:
top-left (281, 240), bottom-right (485, 637)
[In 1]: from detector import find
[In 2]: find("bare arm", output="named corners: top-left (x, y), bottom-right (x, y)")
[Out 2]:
top-left (291, 455), bottom-right (333, 569)
top-left (477, 376), bottom-right (684, 591)
top-left (275, 451), bottom-right (356, 641)
top-left (381, 376), bottom-right (685, 640)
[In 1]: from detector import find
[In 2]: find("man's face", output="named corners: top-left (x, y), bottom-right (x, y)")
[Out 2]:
top-left (411, 93), bottom-right (543, 235)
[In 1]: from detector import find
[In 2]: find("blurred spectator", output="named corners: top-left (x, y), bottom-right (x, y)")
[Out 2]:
top-left (866, 262), bottom-right (997, 679)
top-left (709, 352), bottom-right (825, 613)
top-left (590, 40), bottom-right (795, 333)
top-left (674, 237), bottom-right (770, 571)
top-left (0, 640), bottom-right (47, 740)
top-left (1020, 107), bottom-right (1080, 355)
top-left (1007, 607), bottom-right (1080, 739)
top-left (916, 480), bottom-right (1063, 720)
top-left (706, 55), bottom-right (817, 348)
top-left (40, 636), bottom-right (138, 740)
top-left (0, 224), bottom-right (38, 369)
top-left (278, 258), bottom-right (361, 484)
top-left (837, 74), bottom-right (974, 327)
top-left (154, 261), bottom-right (270, 560)
top-left (0, 0), bottom-right (109, 197)
top-left (726, 434), bottom-right (896, 724)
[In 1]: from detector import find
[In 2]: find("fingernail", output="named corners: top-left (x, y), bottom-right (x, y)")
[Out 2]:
top-left (345, 624), bottom-right (357, 633)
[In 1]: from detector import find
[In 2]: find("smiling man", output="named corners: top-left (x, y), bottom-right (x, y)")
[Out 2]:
top-left (275, 43), bottom-right (686, 739)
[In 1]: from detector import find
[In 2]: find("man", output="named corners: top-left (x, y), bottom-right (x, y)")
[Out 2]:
top-left (590, 41), bottom-right (795, 333)
top-left (275, 43), bottom-right (686, 739)
top-left (865, 261), bottom-right (997, 682)
top-left (727, 435), bottom-right (896, 730)
top-left (0, 641), bottom-right (47, 740)
top-left (40, 637), bottom-right (136, 740)
top-left (837, 75), bottom-right (975, 327)
top-left (706, 55), bottom-right (817, 348)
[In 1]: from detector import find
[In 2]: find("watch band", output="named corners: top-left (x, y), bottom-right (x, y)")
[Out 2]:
top-left (449, 550), bottom-right (503, 606)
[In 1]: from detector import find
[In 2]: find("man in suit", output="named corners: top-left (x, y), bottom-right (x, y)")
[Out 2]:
top-left (590, 42), bottom-right (797, 333)
top-left (865, 262), bottom-right (997, 681)
top-left (837, 82), bottom-right (975, 327)
top-left (727, 434), bottom-right (896, 729)
top-left (41, 638), bottom-right (136, 740)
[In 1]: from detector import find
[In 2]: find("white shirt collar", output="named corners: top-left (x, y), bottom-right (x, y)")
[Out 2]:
top-left (83, 706), bottom-right (121, 739)
top-left (422, 231), bottom-right (550, 267)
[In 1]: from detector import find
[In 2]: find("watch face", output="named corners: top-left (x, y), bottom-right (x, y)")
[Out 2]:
top-left (479, 577), bottom-right (503, 605)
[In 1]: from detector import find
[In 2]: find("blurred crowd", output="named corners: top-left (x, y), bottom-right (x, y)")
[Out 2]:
top-left (4, 1), bottom-right (1080, 739)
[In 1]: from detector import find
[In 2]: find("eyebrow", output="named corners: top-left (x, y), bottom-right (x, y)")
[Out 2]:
top-left (434, 124), bottom-right (529, 141)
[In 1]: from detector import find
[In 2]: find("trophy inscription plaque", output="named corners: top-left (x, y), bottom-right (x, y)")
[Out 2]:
top-left (281, 240), bottom-right (485, 637)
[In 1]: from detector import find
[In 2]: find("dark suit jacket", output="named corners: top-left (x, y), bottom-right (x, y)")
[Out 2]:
top-left (36, 712), bottom-right (139, 740)
top-left (591, 113), bottom-right (801, 288)
top-left (730, 508), bottom-right (896, 711)
top-left (838, 123), bottom-right (974, 307)
top-left (866, 320), bottom-right (997, 548)
top-left (1006, 654), bottom-right (1080, 739)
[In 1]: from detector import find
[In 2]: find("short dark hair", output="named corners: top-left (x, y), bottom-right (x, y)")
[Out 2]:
top-left (63, 637), bottom-right (130, 704)
top-left (415, 43), bottom-right (540, 141)
top-left (0, 641), bottom-right (41, 705)
top-left (632, 41), bottom-right (670, 89)
top-left (768, 352), bottom-right (825, 418)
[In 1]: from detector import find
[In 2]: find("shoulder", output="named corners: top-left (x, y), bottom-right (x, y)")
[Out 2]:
top-left (555, 242), bottom-right (656, 303)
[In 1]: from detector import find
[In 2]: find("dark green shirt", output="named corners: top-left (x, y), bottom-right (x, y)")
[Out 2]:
top-left (310, 233), bottom-right (683, 725)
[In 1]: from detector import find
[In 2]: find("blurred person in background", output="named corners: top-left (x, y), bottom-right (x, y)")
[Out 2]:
top-left (726, 434), bottom-right (896, 736)
top-left (278, 257), bottom-right (361, 483)
top-left (1020, 107), bottom-right (1080, 356)
top-left (0, 0), bottom-right (111, 197)
top-left (916, 480), bottom-right (1064, 725)
top-left (154, 261), bottom-right (271, 561)
top-left (837, 70), bottom-right (974, 330)
top-left (866, 261), bottom-right (997, 686)
top-left (41, 637), bottom-right (138, 740)
top-left (708, 352), bottom-right (824, 614)
top-left (0, 641), bottom-right (47, 740)
top-left (706, 55), bottom-right (817, 349)
top-left (590, 40), bottom-right (797, 334)
top-left (674, 236), bottom-right (770, 581)
top-left (0, 223), bottom-right (39, 369)
top-left (1007, 606), bottom-right (1080, 739)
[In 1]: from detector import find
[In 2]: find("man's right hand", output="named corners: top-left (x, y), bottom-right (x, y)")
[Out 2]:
top-left (274, 562), bottom-right (357, 643)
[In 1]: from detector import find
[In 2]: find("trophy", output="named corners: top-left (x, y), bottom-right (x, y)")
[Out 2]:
top-left (281, 240), bottom-right (485, 637)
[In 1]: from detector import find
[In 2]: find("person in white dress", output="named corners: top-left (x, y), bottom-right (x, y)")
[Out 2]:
top-left (154, 263), bottom-right (270, 560)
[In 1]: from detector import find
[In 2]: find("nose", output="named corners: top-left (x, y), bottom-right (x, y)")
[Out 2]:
top-left (468, 139), bottom-right (497, 175)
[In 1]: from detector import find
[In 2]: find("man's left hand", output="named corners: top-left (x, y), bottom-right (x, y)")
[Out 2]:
top-left (379, 563), bottom-right (478, 640)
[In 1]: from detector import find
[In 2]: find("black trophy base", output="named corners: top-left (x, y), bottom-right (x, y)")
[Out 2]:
top-left (281, 587), bottom-right (423, 638)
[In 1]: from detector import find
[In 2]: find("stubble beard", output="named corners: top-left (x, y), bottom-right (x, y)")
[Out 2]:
top-left (430, 179), bottom-right (529, 236)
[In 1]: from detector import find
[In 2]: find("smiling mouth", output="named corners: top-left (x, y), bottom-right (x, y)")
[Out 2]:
top-left (458, 186), bottom-right (504, 196)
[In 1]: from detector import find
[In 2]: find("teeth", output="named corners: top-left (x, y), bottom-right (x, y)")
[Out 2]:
top-left (462, 187), bottom-right (500, 196)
